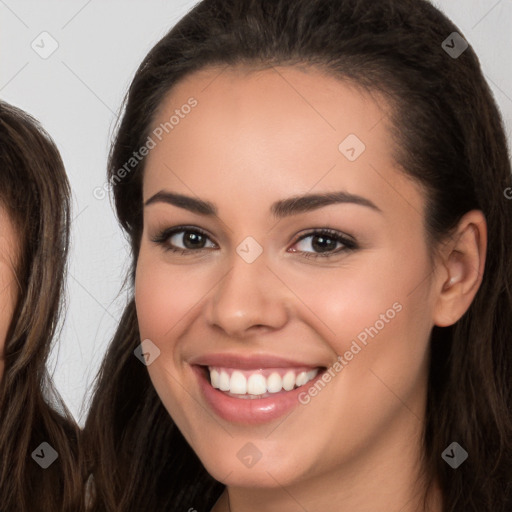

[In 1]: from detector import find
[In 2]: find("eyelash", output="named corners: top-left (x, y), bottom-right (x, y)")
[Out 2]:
top-left (151, 226), bottom-right (358, 259)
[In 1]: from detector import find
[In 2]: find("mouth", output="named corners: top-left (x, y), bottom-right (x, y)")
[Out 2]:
top-left (193, 363), bottom-right (327, 424)
top-left (200, 365), bottom-right (324, 399)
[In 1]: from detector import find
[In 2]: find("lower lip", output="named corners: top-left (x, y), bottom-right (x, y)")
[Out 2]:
top-left (193, 365), bottom-right (325, 425)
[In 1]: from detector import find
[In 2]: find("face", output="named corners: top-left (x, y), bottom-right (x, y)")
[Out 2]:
top-left (0, 207), bottom-right (19, 380)
top-left (135, 66), bottom-right (441, 489)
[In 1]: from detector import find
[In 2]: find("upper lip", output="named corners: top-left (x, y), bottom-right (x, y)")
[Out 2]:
top-left (189, 353), bottom-right (324, 370)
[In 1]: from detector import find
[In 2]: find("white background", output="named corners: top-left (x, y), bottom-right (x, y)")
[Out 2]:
top-left (1, 0), bottom-right (511, 425)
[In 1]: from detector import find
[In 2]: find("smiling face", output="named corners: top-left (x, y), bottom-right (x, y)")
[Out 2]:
top-left (0, 207), bottom-right (18, 380)
top-left (135, 65), bottom-right (442, 498)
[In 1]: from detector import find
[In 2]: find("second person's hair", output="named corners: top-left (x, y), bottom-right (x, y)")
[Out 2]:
top-left (0, 101), bottom-right (86, 512)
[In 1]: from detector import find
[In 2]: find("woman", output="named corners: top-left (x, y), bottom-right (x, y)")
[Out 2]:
top-left (85, 0), bottom-right (512, 510)
top-left (0, 101), bottom-right (85, 511)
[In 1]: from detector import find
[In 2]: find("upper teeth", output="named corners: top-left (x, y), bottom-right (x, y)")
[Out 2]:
top-left (208, 367), bottom-right (319, 396)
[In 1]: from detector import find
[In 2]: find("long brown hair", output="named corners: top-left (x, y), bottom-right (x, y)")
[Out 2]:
top-left (0, 101), bottom-right (86, 511)
top-left (85, 0), bottom-right (512, 510)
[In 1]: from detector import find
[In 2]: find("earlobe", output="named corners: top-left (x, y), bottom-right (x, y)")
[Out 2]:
top-left (433, 210), bottom-right (487, 327)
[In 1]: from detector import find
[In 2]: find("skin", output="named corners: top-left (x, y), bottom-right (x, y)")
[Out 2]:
top-left (135, 66), bottom-right (486, 512)
top-left (0, 207), bottom-right (18, 380)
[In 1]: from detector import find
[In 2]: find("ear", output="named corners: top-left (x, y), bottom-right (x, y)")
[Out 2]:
top-left (432, 210), bottom-right (487, 327)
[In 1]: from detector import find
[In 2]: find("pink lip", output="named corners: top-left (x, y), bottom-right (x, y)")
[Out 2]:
top-left (189, 352), bottom-right (321, 370)
top-left (192, 364), bottom-right (326, 425)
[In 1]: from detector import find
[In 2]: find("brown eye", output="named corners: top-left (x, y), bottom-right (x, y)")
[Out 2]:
top-left (290, 229), bottom-right (357, 259)
top-left (152, 227), bottom-right (216, 254)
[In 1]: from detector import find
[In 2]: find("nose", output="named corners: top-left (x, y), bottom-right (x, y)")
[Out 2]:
top-left (205, 252), bottom-right (291, 338)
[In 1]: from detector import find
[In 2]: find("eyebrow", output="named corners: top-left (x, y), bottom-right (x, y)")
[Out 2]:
top-left (144, 190), bottom-right (382, 218)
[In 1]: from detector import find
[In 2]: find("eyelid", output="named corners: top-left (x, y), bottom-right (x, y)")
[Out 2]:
top-left (151, 225), bottom-right (357, 258)
top-left (293, 228), bottom-right (356, 246)
top-left (289, 228), bottom-right (357, 258)
top-left (151, 225), bottom-right (217, 249)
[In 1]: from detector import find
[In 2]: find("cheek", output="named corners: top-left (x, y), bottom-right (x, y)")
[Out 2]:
top-left (283, 243), bottom-right (433, 345)
top-left (282, 242), bottom-right (435, 417)
top-left (330, 247), bottom-right (434, 414)
top-left (278, 250), bottom-right (434, 460)
top-left (134, 247), bottom-right (215, 435)
top-left (134, 250), bottom-right (187, 384)
top-left (135, 250), bottom-right (207, 342)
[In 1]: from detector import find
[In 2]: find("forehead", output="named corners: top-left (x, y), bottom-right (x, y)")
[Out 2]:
top-left (143, 65), bottom-right (424, 221)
